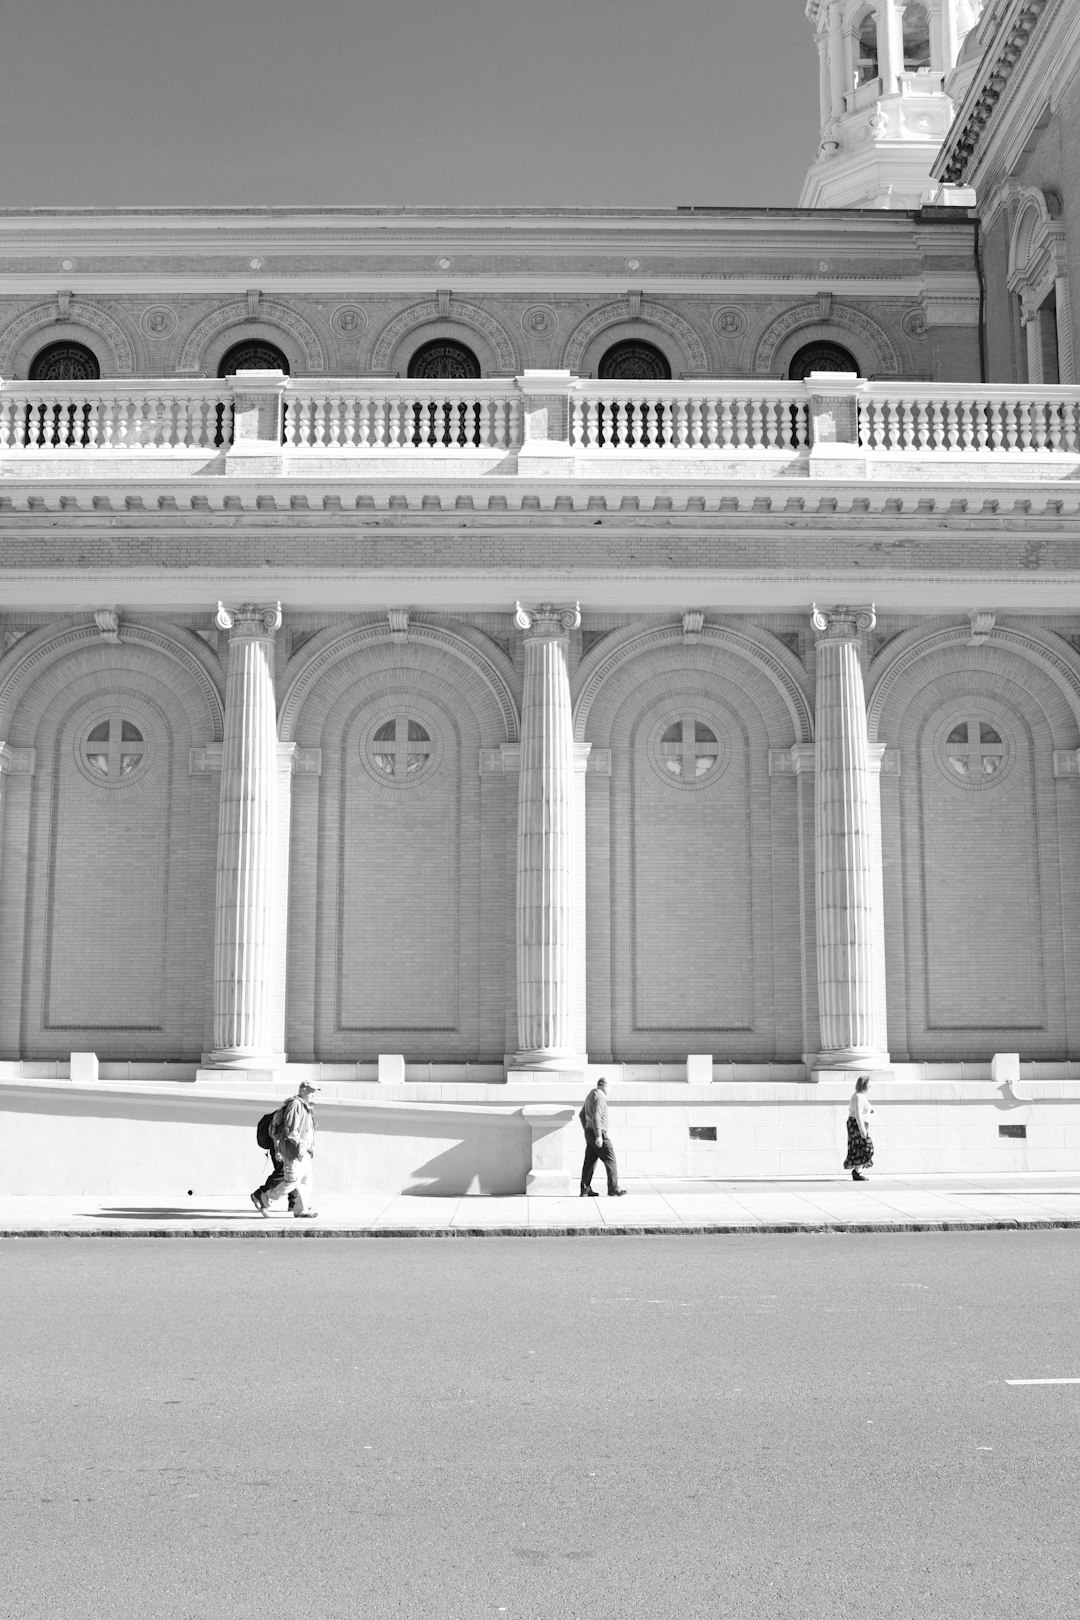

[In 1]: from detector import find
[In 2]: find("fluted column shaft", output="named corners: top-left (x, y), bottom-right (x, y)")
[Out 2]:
top-left (812, 604), bottom-right (889, 1069)
top-left (207, 601), bottom-right (283, 1067)
top-left (512, 602), bottom-right (584, 1070)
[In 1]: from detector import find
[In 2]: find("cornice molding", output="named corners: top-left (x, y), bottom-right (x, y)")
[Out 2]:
top-left (936, 0), bottom-right (1056, 186)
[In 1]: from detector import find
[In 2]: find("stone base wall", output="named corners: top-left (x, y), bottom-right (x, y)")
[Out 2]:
top-left (3, 1075), bottom-right (1077, 1197)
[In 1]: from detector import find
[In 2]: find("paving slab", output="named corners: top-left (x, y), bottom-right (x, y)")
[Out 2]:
top-left (2, 1173), bottom-right (1080, 1236)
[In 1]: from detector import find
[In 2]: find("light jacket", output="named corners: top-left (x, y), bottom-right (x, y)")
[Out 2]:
top-left (271, 1096), bottom-right (316, 1161)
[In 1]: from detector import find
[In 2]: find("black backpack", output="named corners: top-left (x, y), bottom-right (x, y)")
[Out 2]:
top-left (256, 1111), bottom-right (276, 1153)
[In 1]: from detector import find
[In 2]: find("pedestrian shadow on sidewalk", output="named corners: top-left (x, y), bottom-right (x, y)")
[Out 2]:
top-left (87, 1208), bottom-right (260, 1221)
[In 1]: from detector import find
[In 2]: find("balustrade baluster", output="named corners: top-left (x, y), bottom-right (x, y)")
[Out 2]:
top-left (704, 396), bottom-right (718, 448)
top-left (1063, 402), bottom-right (1080, 453)
top-left (355, 393), bottom-right (369, 448)
top-left (1046, 402), bottom-right (1063, 451)
top-left (587, 397), bottom-right (601, 448)
top-left (670, 395), bottom-right (684, 449)
top-left (749, 396), bottom-right (763, 448)
top-left (732, 396), bottom-right (747, 449)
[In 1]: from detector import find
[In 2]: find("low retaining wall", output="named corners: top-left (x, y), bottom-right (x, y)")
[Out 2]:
top-left (2, 1073), bottom-right (1079, 1196)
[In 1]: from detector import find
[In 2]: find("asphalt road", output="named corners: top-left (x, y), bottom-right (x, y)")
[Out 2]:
top-left (2, 1232), bottom-right (1078, 1620)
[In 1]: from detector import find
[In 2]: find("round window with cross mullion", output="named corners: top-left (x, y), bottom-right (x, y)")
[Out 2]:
top-left (361, 712), bottom-right (443, 789)
top-left (648, 712), bottom-right (730, 790)
top-left (932, 709), bottom-right (1015, 790)
top-left (75, 715), bottom-right (151, 788)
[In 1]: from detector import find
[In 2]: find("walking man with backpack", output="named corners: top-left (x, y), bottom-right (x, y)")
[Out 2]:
top-left (251, 1079), bottom-right (320, 1218)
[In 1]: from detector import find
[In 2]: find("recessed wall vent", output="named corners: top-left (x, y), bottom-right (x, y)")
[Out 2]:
top-left (689, 1126), bottom-right (718, 1142)
top-left (998, 1123), bottom-right (1027, 1140)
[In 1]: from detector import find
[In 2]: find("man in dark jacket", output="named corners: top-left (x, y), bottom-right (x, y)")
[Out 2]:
top-left (579, 1077), bottom-right (626, 1198)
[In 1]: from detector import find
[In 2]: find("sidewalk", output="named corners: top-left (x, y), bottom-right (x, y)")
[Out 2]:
top-left (3, 1172), bottom-right (1080, 1236)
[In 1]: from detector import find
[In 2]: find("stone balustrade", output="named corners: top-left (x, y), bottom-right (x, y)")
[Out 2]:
top-left (0, 380), bottom-right (233, 452)
top-left (568, 380), bottom-right (810, 452)
top-left (4, 372), bottom-right (1080, 478)
top-left (284, 381), bottom-right (522, 451)
top-left (858, 383), bottom-right (1080, 454)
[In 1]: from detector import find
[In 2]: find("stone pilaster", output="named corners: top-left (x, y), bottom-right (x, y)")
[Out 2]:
top-left (510, 601), bottom-right (586, 1071)
top-left (205, 601), bottom-right (284, 1069)
top-left (811, 604), bottom-right (890, 1071)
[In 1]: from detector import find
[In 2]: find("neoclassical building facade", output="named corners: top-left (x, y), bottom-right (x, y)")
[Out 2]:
top-left (6, 0), bottom-right (1080, 1190)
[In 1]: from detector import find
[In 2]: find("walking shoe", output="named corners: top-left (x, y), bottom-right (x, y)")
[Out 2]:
top-left (250, 1190), bottom-right (269, 1216)
top-left (610, 1188), bottom-right (628, 1197)
top-left (294, 1210), bottom-right (319, 1219)
top-left (580, 1189), bottom-right (598, 1197)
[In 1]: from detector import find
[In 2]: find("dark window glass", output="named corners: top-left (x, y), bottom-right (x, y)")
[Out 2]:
top-left (407, 340), bottom-right (481, 380)
top-left (903, 3), bottom-right (932, 70)
top-left (854, 12), bottom-right (880, 85)
top-left (28, 341), bottom-right (100, 381)
top-left (597, 340), bottom-right (672, 381)
top-left (217, 341), bottom-right (290, 377)
top-left (788, 341), bottom-right (860, 380)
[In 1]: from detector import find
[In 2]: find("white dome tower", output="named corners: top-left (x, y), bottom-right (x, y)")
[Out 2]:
top-left (800, 0), bottom-right (983, 208)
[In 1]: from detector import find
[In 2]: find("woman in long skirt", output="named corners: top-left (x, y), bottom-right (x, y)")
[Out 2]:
top-left (843, 1074), bottom-right (874, 1181)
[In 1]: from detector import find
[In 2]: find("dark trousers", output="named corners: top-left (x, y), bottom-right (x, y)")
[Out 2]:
top-left (580, 1132), bottom-right (620, 1195)
top-left (256, 1153), bottom-right (299, 1208)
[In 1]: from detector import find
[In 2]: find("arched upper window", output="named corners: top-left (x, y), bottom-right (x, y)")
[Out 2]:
top-left (28, 341), bottom-right (100, 381)
top-left (788, 341), bottom-right (860, 380)
top-left (853, 10), bottom-right (880, 87)
top-left (903, 3), bottom-right (932, 70)
top-left (407, 340), bottom-right (481, 379)
top-left (597, 339), bottom-right (672, 381)
top-left (217, 340), bottom-right (290, 377)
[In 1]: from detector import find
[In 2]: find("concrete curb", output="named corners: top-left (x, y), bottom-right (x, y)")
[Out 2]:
top-left (3, 1218), bottom-right (1079, 1238)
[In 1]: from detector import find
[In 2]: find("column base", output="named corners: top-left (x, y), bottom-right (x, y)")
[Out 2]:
top-left (810, 1047), bottom-right (892, 1073)
top-left (201, 1048), bottom-right (287, 1072)
top-left (506, 1047), bottom-right (588, 1074)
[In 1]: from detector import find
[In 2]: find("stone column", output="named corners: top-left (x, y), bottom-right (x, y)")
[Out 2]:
top-left (1055, 276), bottom-right (1075, 384)
top-left (828, 0), bottom-right (847, 120)
top-left (205, 601), bottom-right (284, 1069)
top-left (811, 604), bottom-right (890, 1071)
top-left (511, 601), bottom-right (586, 1071)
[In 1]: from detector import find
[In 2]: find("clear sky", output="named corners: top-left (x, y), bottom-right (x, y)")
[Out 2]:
top-left (0, 0), bottom-right (818, 209)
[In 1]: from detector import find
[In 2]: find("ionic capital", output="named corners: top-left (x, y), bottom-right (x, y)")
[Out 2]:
top-left (811, 603), bottom-right (876, 642)
top-left (514, 601), bottom-right (581, 640)
top-left (215, 601), bottom-right (282, 638)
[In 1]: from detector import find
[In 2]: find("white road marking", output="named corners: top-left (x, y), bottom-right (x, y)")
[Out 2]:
top-left (1005, 1378), bottom-right (1080, 1385)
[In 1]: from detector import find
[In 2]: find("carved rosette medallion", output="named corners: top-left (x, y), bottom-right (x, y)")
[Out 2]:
top-left (712, 307), bottom-right (748, 339)
top-left (141, 305), bottom-right (178, 339)
top-left (521, 305), bottom-right (558, 336)
top-left (332, 305), bottom-right (367, 335)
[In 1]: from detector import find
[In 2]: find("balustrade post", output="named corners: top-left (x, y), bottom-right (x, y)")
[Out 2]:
top-left (515, 371), bottom-right (576, 475)
top-left (509, 601), bottom-right (587, 1072)
top-left (204, 602), bottom-right (286, 1070)
top-left (225, 369), bottom-right (288, 475)
top-left (810, 604), bottom-right (890, 1073)
top-left (806, 370), bottom-right (867, 478)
